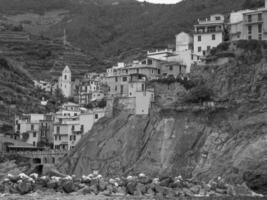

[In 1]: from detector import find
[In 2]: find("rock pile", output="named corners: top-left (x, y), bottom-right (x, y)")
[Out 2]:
top-left (0, 172), bottom-right (264, 197)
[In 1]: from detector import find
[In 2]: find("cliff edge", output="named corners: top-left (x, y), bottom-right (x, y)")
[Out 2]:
top-left (58, 40), bottom-right (267, 194)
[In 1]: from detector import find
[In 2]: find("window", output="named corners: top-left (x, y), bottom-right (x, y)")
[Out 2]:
top-left (207, 46), bottom-right (211, 51)
top-left (259, 34), bottom-right (262, 40)
top-left (72, 125), bottom-right (75, 131)
top-left (115, 77), bottom-right (118, 82)
top-left (258, 13), bottom-right (262, 21)
top-left (248, 15), bottom-right (252, 22)
top-left (198, 35), bottom-right (201, 41)
top-left (31, 124), bottom-right (34, 131)
top-left (55, 135), bottom-right (57, 141)
top-left (258, 24), bottom-right (262, 33)
top-left (81, 125), bottom-right (84, 132)
top-left (115, 86), bottom-right (117, 91)
top-left (169, 66), bottom-right (173, 71)
top-left (70, 135), bottom-right (72, 140)
top-left (123, 77), bottom-right (127, 82)
top-left (57, 126), bottom-right (60, 134)
top-left (74, 113), bottom-right (78, 116)
top-left (142, 84), bottom-right (145, 91)
top-left (248, 35), bottom-right (252, 40)
top-left (74, 135), bottom-right (76, 141)
top-left (17, 124), bottom-right (20, 131)
top-left (33, 142), bottom-right (36, 146)
top-left (212, 34), bottom-right (216, 40)
top-left (215, 16), bottom-right (221, 20)
top-left (248, 25), bottom-right (252, 34)
top-left (33, 132), bottom-right (37, 137)
top-left (95, 114), bottom-right (98, 119)
top-left (198, 47), bottom-right (202, 52)
top-left (64, 75), bottom-right (67, 80)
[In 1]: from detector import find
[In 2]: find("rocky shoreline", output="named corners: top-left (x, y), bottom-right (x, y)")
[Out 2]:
top-left (0, 171), bottom-right (264, 199)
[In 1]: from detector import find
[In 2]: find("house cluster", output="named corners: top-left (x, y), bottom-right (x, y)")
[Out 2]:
top-left (20, 1), bottom-right (267, 152)
top-left (14, 102), bottom-right (105, 150)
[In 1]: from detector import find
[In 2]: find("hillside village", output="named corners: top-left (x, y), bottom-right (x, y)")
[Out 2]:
top-left (1, 0), bottom-right (267, 163)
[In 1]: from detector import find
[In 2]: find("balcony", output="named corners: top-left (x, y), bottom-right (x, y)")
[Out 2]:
top-left (244, 18), bottom-right (263, 25)
top-left (194, 28), bottom-right (223, 34)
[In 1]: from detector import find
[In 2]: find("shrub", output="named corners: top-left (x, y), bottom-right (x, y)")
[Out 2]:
top-left (183, 85), bottom-right (214, 104)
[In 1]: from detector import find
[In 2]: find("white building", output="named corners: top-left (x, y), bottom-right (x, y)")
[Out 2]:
top-left (33, 80), bottom-right (52, 93)
top-left (58, 66), bottom-right (72, 98)
top-left (230, 1), bottom-right (267, 41)
top-left (15, 114), bottom-right (45, 146)
top-left (193, 14), bottom-right (225, 61)
top-left (53, 107), bottom-right (105, 150)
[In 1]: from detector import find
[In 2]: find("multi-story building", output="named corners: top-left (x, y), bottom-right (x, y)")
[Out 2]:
top-left (78, 74), bottom-right (104, 105)
top-left (230, 1), bottom-right (267, 41)
top-left (39, 114), bottom-right (54, 146)
top-left (15, 114), bottom-right (45, 146)
top-left (15, 102), bottom-right (106, 151)
top-left (106, 60), bottom-right (160, 97)
top-left (147, 32), bottom-right (193, 73)
top-left (193, 14), bottom-right (225, 61)
top-left (53, 105), bottom-right (105, 150)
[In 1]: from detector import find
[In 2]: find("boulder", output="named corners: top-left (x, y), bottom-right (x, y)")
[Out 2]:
top-left (138, 176), bottom-right (152, 185)
top-left (190, 185), bottom-right (201, 194)
top-left (47, 180), bottom-right (58, 189)
top-left (159, 177), bottom-right (173, 187)
top-left (135, 183), bottom-right (147, 196)
top-left (62, 181), bottom-right (76, 193)
top-left (126, 181), bottom-right (137, 195)
top-left (98, 180), bottom-right (107, 192)
top-left (16, 181), bottom-right (33, 195)
top-left (182, 188), bottom-right (195, 197)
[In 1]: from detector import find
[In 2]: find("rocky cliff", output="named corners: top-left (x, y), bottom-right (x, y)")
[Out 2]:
top-left (58, 41), bottom-right (267, 194)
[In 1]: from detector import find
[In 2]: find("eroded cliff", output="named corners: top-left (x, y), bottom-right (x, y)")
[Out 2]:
top-left (58, 41), bottom-right (267, 194)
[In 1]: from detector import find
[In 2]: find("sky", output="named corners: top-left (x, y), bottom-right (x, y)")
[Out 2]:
top-left (137, 0), bottom-right (182, 4)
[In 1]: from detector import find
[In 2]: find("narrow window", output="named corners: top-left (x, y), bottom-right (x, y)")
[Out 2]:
top-left (248, 25), bottom-right (252, 34)
top-left (198, 47), bottom-right (202, 52)
top-left (212, 34), bottom-right (216, 40)
top-left (95, 114), bottom-right (98, 119)
top-left (258, 24), bottom-right (262, 33)
top-left (198, 35), bottom-right (201, 41)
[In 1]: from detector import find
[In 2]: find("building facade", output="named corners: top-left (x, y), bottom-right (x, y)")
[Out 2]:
top-left (193, 14), bottom-right (225, 61)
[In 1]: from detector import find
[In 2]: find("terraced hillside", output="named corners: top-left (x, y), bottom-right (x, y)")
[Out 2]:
top-left (0, 30), bottom-right (95, 80)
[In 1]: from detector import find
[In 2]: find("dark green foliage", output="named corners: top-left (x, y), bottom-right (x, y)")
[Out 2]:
top-left (242, 0), bottom-right (264, 9)
top-left (210, 42), bottom-right (230, 56)
top-left (150, 76), bottom-right (196, 90)
top-left (183, 85), bottom-right (214, 104)
top-left (0, 0), bottom-right (247, 71)
top-left (85, 99), bottom-right (107, 109)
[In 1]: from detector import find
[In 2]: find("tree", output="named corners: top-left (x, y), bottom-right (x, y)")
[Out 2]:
top-left (184, 85), bottom-right (214, 104)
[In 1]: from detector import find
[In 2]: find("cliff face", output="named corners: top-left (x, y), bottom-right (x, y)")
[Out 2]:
top-left (59, 42), bottom-right (267, 194)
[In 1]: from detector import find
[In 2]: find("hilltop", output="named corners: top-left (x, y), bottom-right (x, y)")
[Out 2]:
top-left (0, 0), bottom-right (250, 74)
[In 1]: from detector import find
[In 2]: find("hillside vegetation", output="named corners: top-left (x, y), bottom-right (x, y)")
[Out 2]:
top-left (0, 0), bottom-right (248, 73)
